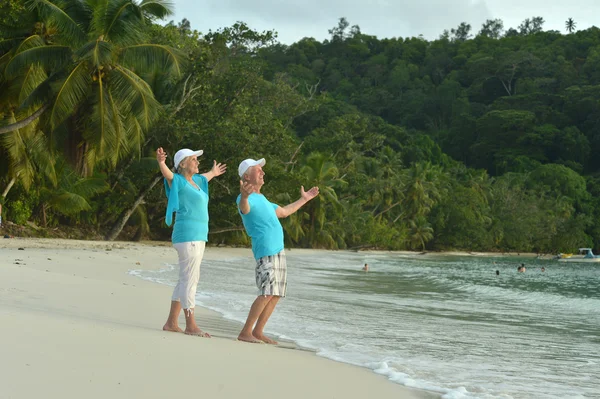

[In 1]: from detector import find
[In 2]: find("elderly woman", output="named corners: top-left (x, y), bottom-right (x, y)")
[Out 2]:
top-left (156, 147), bottom-right (226, 337)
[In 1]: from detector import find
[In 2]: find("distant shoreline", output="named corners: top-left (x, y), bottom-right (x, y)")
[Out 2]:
top-left (0, 236), bottom-right (547, 258)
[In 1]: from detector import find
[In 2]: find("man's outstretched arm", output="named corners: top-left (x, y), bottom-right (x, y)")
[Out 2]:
top-left (276, 186), bottom-right (319, 218)
top-left (239, 180), bottom-right (254, 215)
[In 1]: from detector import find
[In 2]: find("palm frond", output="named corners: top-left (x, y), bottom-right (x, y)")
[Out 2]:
top-left (82, 145), bottom-right (97, 174)
top-left (0, 51), bottom-right (13, 72)
top-left (13, 35), bottom-right (46, 54)
top-left (48, 191), bottom-right (93, 214)
top-left (87, 0), bottom-right (110, 38)
top-left (103, 0), bottom-right (145, 45)
top-left (5, 45), bottom-right (73, 77)
top-left (71, 176), bottom-right (109, 197)
top-left (138, 0), bottom-right (174, 20)
top-left (104, 0), bottom-right (136, 34)
top-left (1, 112), bottom-right (37, 189)
top-left (107, 89), bottom-right (125, 165)
top-left (120, 43), bottom-right (185, 78)
top-left (18, 65), bottom-right (48, 103)
top-left (49, 61), bottom-right (91, 129)
top-left (75, 39), bottom-right (114, 67)
top-left (0, 20), bottom-right (37, 40)
top-left (85, 73), bottom-right (114, 157)
top-left (27, 129), bottom-right (58, 186)
top-left (0, 38), bottom-right (28, 54)
top-left (0, 110), bottom-right (55, 189)
top-left (18, 73), bottom-right (55, 110)
top-left (1, 63), bottom-right (46, 104)
top-left (27, 0), bottom-right (88, 44)
top-left (124, 114), bottom-right (143, 157)
top-left (110, 65), bottom-right (160, 129)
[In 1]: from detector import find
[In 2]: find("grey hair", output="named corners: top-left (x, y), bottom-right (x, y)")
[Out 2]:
top-left (242, 168), bottom-right (253, 181)
top-left (175, 156), bottom-right (192, 174)
top-left (242, 164), bottom-right (259, 181)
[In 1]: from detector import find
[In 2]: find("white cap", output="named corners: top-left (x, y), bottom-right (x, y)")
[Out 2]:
top-left (174, 148), bottom-right (203, 169)
top-left (238, 158), bottom-right (266, 177)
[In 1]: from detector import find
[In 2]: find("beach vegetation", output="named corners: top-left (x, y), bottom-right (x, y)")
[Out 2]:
top-left (2, 9), bottom-right (600, 253)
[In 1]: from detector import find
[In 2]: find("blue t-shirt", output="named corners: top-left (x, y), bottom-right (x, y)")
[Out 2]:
top-left (164, 173), bottom-right (209, 244)
top-left (236, 193), bottom-right (284, 259)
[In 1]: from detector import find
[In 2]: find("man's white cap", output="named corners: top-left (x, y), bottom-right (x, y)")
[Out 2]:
top-left (238, 158), bottom-right (266, 177)
top-left (174, 148), bottom-right (203, 169)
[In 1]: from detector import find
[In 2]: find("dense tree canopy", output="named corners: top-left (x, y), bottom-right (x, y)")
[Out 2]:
top-left (2, 4), bottom-right (600, 253)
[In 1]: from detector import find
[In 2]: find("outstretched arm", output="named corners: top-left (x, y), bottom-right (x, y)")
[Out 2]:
top-left (238, 180), bottom-right (254, 215)
top-left (156, 147), bottom-right (174, 187)
top-left (202, 160), bottom-right (227, 182)
top-left (276, 186), bottom-right (320, 218)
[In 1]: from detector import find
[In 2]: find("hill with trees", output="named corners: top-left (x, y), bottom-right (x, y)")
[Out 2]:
top-left (2, 2), bottom-right (599, 253)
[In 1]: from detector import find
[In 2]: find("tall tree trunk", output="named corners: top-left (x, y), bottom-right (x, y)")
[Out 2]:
top-left (104, 173), bottom-right (162, 241)
top-left (0, 105), bottom-right (48, 135)
top-left (42, 204), bottom-right (47, 227)
top-left (2, 176), bottom-right (17, 198)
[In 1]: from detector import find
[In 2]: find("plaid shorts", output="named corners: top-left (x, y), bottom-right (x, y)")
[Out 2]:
top-left (255, 250), bottom-right (287, 297)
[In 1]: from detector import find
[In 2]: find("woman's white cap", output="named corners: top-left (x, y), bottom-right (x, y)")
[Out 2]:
top-left (174, 149), bottom-right (203, 169)
top-left (238, 158), bottom-right (266, 177)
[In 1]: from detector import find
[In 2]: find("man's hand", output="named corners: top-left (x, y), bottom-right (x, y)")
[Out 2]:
top-left (210, 160), bottom-right (227, 177)
top-left (240, 180), bottom-right (255, 198)
top-left (301, 186), bottom-right (319, 202)
top-left (275, 186), bottom-right (320, 218)
top-left (156, 147), bottom-right (167, 164)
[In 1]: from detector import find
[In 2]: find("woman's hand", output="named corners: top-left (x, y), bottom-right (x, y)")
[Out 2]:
top-left (156, 147), bottom-right (174, 185)
top-left (210, 160), bottom-right (227, 177)
top-left (156, 147), bottom-right (167, 164)
top-left (202, 160), bottom-right (227, 182)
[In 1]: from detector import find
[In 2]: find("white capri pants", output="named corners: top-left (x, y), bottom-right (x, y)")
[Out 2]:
top-left (172, 241), bottom-right (206, 310)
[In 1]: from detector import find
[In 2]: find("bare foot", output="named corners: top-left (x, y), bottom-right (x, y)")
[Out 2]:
top-left (163, 324), bottom-right (184, 333)
top-left (185, 326), bottom-right (211, 338)
top-left (253, 333), bottom-right (278, 345)
top-left (186, 331), bottom-right (211, 338)
top-left (185, 328), bottom-right (211, 338)
top-left (237, 333), bottom-right (264, 343)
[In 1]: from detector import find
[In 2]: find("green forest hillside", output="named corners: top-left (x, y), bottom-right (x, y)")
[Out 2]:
top-left (1, 1), bottom-right (599, 253)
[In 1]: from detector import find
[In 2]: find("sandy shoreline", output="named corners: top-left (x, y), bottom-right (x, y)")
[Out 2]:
top-left (0, 238), bottom-right (437, 399)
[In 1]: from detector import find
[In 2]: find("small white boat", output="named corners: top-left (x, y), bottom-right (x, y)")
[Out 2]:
top-left (557, 248), bottom-right (600, 263)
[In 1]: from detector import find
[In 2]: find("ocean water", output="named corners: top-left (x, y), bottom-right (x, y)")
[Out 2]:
top-left (131, 251), bottom-right (600, 399)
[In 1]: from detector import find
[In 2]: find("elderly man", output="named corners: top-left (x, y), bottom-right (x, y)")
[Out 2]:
top-left (236, 158), bottom-right (319, 344)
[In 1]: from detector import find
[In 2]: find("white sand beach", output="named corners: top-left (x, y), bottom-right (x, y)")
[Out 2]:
top-left (0, 238), bottom-right (436, 399)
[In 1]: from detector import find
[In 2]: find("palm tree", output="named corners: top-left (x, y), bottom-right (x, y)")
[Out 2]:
top-left (0, 0), bottom-right (184, 175)
top-left (1, 111), bottom-right (56, 190)
top-left (400, 161), bottom-right (446, 223)
top-left (371, 147), bottom-right (405, 219)
top-left (38, 159), bottom-right (108, 225)
top-left (407, 216), bottom-right (434, 251)
top-left (565, 18), bottom-right (576, 33)
top-left (298, 152), bottom-right (347, 248)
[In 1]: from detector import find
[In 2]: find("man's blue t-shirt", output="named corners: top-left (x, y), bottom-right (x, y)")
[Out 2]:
top-left (164, 173), bottom-right (209, 244)
top-left (236, 193), bottom-right (284, 259)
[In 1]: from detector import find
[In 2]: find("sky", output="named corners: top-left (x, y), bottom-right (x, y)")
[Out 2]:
top-left (169, 0), bottom-right (599, 44)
